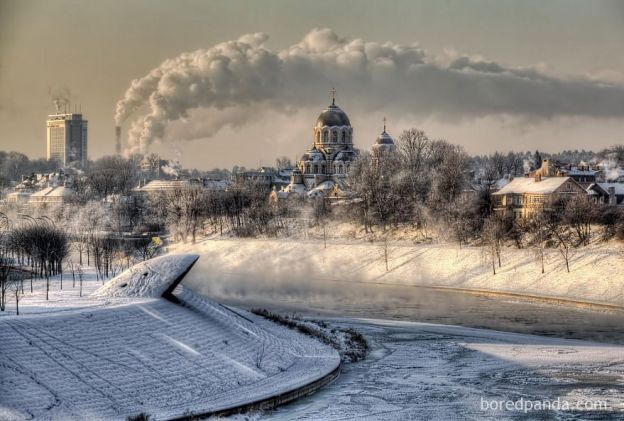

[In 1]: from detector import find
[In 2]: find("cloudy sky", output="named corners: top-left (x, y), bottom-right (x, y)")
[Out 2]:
top-left (1, 0), bottom-right (623, 169)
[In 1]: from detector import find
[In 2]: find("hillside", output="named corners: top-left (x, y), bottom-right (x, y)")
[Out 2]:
top-left (176, 236), bottom-right (624, 308)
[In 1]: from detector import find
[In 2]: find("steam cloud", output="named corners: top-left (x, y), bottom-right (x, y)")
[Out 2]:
top-left (115, 28), bottom-right (624, 154)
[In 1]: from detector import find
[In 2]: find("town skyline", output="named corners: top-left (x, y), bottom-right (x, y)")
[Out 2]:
top-left (1, 0), bottom-right (623, 170)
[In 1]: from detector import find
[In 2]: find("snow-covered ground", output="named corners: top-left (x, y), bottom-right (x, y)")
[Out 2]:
top-left (259, 319), bottom-right (624, 420)
top-left (175, 237), bottom-right (624, 308)
top-left (0, 257), bottom-right (340, 421)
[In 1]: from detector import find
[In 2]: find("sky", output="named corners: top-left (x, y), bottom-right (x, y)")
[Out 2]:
top-left (1, 0), bottom-right (623, 169)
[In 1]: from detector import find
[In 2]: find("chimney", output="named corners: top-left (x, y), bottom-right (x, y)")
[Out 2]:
top-left (534, 173), bottom-right (542, 182)
top-left (115, 126), bottom-right (122, 155)
top-left (608, 186), bottom-right (616, 205)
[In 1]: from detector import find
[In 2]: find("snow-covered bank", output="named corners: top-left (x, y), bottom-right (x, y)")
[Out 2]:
top-left (0, 256), bottom-right (340, 420)
top-left (178, 237), bottom-right (624, 308)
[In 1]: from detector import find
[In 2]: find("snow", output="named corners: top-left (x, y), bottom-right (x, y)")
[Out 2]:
top-left (493, 176), bottom-right (574, 195)
top-left (92, 254), bottom-right (199, 298)
top-left (0, 256), bottom-right (340, 420)
top-left (175, 237), bottom-right (624, 308)
top-left (261, 318), bottom-right (624, 419)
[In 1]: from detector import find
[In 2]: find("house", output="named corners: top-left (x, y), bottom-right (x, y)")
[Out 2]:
top-left (586, 183), bottom-right (624, 206)
top-left (132, 178), bottom-right (230, 196)
top-left (6, 190), bottom-right (32, 204)
top-left (28, 186), bottom-right (75, 206)
top-left (559, 166), bottom-right (598, 188)
top-left (492, 175), bottom-right (586, 219)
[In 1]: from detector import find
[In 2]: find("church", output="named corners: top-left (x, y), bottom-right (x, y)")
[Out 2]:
top-left (273, 91), bottom-right (396, 201)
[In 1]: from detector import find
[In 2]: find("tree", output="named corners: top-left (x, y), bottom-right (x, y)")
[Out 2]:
top-left (275, 157), bottom-right (293, 171)
top-left (87, 156), bottom-right (137, 199)
top-left (563, 197), bottom-right (594, 246)
top-left (542, 200), bottom-right (576, 273)
top-left (534, 150), bottom-right (543, 169)
top-left (482, 215), bottom-right (505, 274)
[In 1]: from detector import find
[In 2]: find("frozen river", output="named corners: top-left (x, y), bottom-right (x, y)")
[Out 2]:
top-left (183, 263), bottom-right (624, 419)
top-left (183, 266), bottom-right (624, 344)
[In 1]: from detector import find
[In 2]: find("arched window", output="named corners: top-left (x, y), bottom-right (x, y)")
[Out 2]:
top-left (313, 164), bottom-right (319, 174)
top-left (321, 164), bottom-right (326, 174)
top-left (346, 165), bottom-right (350, 172)
top-left (323, 131), bottom-right (328, 142)
top-left (332, 131), bottom-right (338, 143)
top-left (341, 131), bottom-right (346, 142)
top-left (305, 164), bottom-right (310, 173)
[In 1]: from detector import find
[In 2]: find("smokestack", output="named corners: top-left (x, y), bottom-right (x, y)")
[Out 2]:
top-left (115, 126), bottom-right (122, 155)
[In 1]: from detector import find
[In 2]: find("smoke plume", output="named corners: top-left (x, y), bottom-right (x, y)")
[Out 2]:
top-left (115, 28), bottom-right (624, 155)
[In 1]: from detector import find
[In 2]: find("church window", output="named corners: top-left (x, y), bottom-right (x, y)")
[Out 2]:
top-left (314, 164), bottom-right (319, 173)
top-left (321, 164), bottom-right (326, 174)
top-left (323, 131), bottom-right (328, 142)
top-left (332, 131), bottom-right (338, 143)
top-left (305, 164), bottom-right (310, 173)
top-left (341, 131), bottom-right (346, 142)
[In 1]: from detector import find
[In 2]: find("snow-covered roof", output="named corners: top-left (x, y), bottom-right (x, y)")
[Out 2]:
top-left (561, 167), bottom-right (598, 176)
top-left (307, 180), bottom-right (335, 198)
top-left (492, 176), bottom-right (576, 195)
top-left (30, 186), bottom-right (75, 198)
top-left (588, 182), bottom-right (624, 196)
top-left (133, 179), bottom-right (193, 192)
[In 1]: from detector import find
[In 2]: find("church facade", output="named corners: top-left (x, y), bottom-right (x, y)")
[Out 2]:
top-left (298, 93), bottom-right (358, 189)
top-left (272, 92), bottom-right (396, 201)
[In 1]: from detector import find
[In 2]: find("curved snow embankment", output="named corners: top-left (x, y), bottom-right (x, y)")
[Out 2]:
top-left (0, 255), bottom-right (340, 421)
top-left (178, 238), bottom-right (624, 309)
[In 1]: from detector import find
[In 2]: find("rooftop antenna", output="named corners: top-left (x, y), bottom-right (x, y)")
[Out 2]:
top-left (330, 87), bottom-right (336, 106)
top-left (383, 116), bottom-right (387, 132)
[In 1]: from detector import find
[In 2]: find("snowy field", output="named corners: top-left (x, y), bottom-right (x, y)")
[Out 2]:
top-left (176, 237), bottom-right (624, 308)
top-left (0, 257), bottom-right (340, 421)
top-left (259, 319), bottom-right (624, 420)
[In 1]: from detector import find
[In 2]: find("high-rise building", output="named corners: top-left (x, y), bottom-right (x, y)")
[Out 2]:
top-left (46, 113), bottom-right (88, 167)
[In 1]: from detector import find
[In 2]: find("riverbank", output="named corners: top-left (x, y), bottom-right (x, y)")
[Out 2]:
top-left (175, 237), bottom-right (624, 308)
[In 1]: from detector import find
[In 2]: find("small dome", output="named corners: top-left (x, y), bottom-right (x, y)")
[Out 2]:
top-left (372, 122), bottom-right (396, 153)
top-left (375, 130), bottom-right (395, 146)
top-left (315, 103), bottom-right (351, 128)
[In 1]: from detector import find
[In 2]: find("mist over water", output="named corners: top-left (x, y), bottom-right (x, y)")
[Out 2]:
top-left (182, 245), bottom-right (624, 344)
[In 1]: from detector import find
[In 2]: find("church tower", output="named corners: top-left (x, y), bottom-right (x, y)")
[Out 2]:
top-left (299, 90), bottom-right (358, 188)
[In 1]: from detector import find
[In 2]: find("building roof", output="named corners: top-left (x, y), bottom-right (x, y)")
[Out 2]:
top-left (307, 180), bottom-right (335, 198)
top-left (30, 186), bottom-right (75, 198)
top-left (492, 176), bottom-right (576, 195)
top-left (587, 182), bottom-right (624, 196)
top-left (561, 167), bottom-right (598, 176)
top-left (315, 103), bottom-right (351, 127)
top-left (133, 180), bottom-right (194, 192)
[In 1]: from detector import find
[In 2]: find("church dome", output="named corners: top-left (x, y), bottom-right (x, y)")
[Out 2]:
top-left (375, 131), bottom-right (395, 146)
top-left (315, 100), bottom-right (351, 128)
top-left (372, 119), bottom-right (396, 153)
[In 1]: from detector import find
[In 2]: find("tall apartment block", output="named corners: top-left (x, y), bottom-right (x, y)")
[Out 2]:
top-left (46, 113), bottom-right (88, 167)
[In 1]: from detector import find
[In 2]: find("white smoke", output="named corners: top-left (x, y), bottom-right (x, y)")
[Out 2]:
top-left (599, 154), bottom-right (623, 181)
top-left (115, 28), bottom-right (624, 155)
